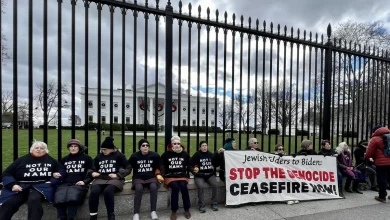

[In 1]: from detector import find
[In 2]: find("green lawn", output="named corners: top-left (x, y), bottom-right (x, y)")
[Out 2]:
top-left (1, 129), bottom-right (356, 171)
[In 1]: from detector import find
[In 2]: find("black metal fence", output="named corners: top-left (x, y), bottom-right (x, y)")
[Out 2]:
top-left (1, 0), bottom-right (389, 171)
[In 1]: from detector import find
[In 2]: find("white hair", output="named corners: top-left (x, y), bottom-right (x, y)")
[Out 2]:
top-left (335, 142), bottom-right (349, 154)
top-left (29, 140), bottom-right (49, 153)
top-left (248, 138), bottom-right (257, 145)
top-left (171, 135), bottom-right (181, 143)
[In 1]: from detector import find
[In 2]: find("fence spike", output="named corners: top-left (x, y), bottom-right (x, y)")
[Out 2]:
top-left (284, 25), bottom-right (287, 36)
top-left (277, 24), bottom-right (280, 35)
top-left (354, 42), bottom-right (357, 51)
top-left (291, 27), bottom-right (294, 38)
top-left (233, 13), bottom-right (236, 26)
top-left (263, 20), bottom-right (266, 32)
top-left (248, 17), bottom-right (252, 29)
top-left (134, 0), bottom-right (137, 5)
top-left (179, 0), bottom-right (182, 13)
top-left (338, 38), bottom-right (342, 48)
top-left (145, 0), bottom-right (148, 7)
top-left (256, 19), bottom-right (259, 30)
top-left (327, 23), bottom-right (332, 39)
top-left (167, 0), bottom-right (171, 6)
top-left (198, 5), bottom-right (201, 18)
top-left (349, 40), bottom-right (352, 50)
top-left (240, 15), bottom-right (244, 27)
top-left (333, 37), bottom-right (336, 45)
top-left (309, 31), bottom-right (312, 41)
top-left (215, 9), bottom-right (219, 22)
top-left (321, 34), bottom-right (324, 44)
top-left (207, 7), bottom-right (210, 20)
top-left (189, 3), bottom-right (192, 16)
top-left (270, 22), bottom-right (273, 33)
top-left (303, 30), bottom-right (306, 40)
top-left (224, 11), bottom-right (227, 23)
top-left (315, 33), bottom-right (318, 42)
top-left (155, 0), bottom-right (159, 8)
top-left (297, 28), bottom-right (300, 39)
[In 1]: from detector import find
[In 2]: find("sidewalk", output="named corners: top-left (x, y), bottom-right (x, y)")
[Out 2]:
top-left (94, 190), bottom-right (390, 220)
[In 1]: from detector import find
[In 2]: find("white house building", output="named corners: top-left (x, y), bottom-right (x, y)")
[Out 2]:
top-left (79, 83), bottom-right (218, 127)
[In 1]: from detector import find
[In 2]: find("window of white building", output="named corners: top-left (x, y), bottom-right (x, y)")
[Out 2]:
top-left (202, 120), bottom-right (206, 126)
top-left (114, 116), bottom-right (118, 124)
top-left (101, 116), bottom-right (106, 123)
top-left (192, 107), bottom-right (196, 114)
top-left (211, 108), bottom-right (215, 115)
top-left (202, 108), bottom-right (206, 114)
top-left (88, 115), bottom-right (93, 122)
top-left (183, 119), bottom-right (187, 126)
top-left (126, 117), bottom-right (130, 124)
top-left (192, 120), bottom-right (196, 126)
top-left (211, 120), bottom-right (215, 125)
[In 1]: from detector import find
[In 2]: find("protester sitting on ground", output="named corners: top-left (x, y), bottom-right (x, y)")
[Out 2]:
top-left (160, 136), bottom-right (191, 220)
top-left (336, 142), bottom-right (363, 194)
top-left (190, 141), bottom-right (219, 213)
top-left (88, 136), bottom-right (132, 220)
top-left (365, 125), bottom-right (390, 203)
top-left (246, 138), bottom-right (261, 151)
top-left (129, 139), bottom-right (162, 220)
top-left (212, 138), bottom-right (237, 182)
top-left (354, 140), bottom-right (379, 192)
top-left (54, 139), bottom-right (94, 220)
top-left (274, 144), bottom-right (285, 156)
top-left (0, 140), bottom-right (64, 220)
top-left (317, 140), bottom-right (344, 198)
top-left (296, 139), bottom-right (317, 155)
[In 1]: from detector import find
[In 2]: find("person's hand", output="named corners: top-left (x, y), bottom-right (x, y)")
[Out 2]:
top-left (76, 181), bottom-right (85, 185)
top-left (53, 172), bottom-right (62, 178)
top-left (45, 181), bottom-right (51, 184)
top-left (92, 172), bottom-right (100, 178)
top-left (193, 166), bottom-right (199, 173)
top-left (218, 148), bottom-right (225, 153)
top-left (156, 174), bottom-right (164, 183)
top-left (333, 154), bottom-right (338, 157)
top-left (12, 185), bottom-right (23, 192)
top-left (108, 173), bottom-right (117, 179)
top-left (348, 167), bottom-right (353, 170)
top-left (369, 158), bottom-right (374, 162)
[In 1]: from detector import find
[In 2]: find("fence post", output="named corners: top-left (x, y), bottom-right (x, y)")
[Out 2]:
top-left (322, 24), bottom-right (333, 141)
top-left (165, 1), bottom-right (173, 148)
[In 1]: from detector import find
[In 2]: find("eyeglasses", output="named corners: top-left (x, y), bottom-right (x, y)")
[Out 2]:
top-left (141, 144), bottom-right (149, 147)
top-left (253, 142), bottom-right (258, 144)
top-left (173, 143), bottom-right (181, 145)
top-left (278, 148), bottom-right (284, 151)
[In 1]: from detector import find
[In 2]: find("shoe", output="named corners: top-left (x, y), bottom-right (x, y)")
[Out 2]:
top-left (339, 189), bottom-right (345, 199)
top-left (199, 206), bottom-right (206, 213)
top-left (345, 188), bottom-right (353, 193)
top-left (108, 212), bottom-right (115, 220)
top-left (211, 204), bottom-right (218, 211)
top-left (375, 196), bottom-right (386, 203)
top-left (352, 189), bottom-right (363, 194)
top-left (151, 211), bottom-right (158, 220)
top-left (286, 200), bottom-right (294, 205)
top-left (371, 186), bottom-right (379, 192)
top-left (90, 215), bottom-right (98, 220)
top-left (184, 210), bottom-right (191, 219)
top-left (133, 213), bottom-right (140, 220)
top-left (170, 212), bottom-right (177, 220)
top-left (388, 195), bottom-right (390, 200)
top-left (294, 200), bottom-right (299, 204)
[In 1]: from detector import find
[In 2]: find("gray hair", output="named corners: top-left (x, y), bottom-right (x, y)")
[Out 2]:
top-left (301, 140), bottom-right (313, 150)
top-left (29, 140), bottom-right (49, 154)
top-left (171, 135), bottom-right (181, 143)
top-left (248, 138), bottom-right (258, 145)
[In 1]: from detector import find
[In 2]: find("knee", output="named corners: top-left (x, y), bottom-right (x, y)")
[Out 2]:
top-left (149, 183), bottom-right (158, 192)
top-left (179, 181), bottom-right (188, 189)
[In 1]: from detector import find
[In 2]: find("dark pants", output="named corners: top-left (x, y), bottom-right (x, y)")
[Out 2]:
top-left (134, 183), bottom-right (158, 213)
top-left (357, 165), bottom-right (377, 187)
top-left (89, 184), bottom-right (118, 215)
top-left (337, 170), bottom-right (343, 186)
top-left (56, 204), bottom-right (79, 219)
top-left (376, 165), bottom-right (390, 199)
top-left (194, 176), bottom-right (218, 206)
top-left (0, 189), bottom-right (44, 220)
top-left (168, 180), bottom-right (191, 212)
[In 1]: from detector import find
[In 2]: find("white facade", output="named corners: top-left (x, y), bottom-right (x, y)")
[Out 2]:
top-left (79, 83), bottom-right (218, 127)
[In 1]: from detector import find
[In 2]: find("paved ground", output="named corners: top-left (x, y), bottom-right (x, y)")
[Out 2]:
top-left (94, 190), bottom-right (390, 220)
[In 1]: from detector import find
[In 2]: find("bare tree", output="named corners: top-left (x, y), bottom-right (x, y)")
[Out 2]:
top-left (1, 0), bottom-right (10, 65)
top-left (1, 90), bottom-right (13, 113)
top-left (35, 80), bottom-right (70, 125)
top-left (233, 94), bottom-right (255, 129)
top-left (68, 114), bottom-right (81, 125)
top-left (218, 102), bottom-right (237, 130)
top-left (18, 101), bottom-right (30, 129)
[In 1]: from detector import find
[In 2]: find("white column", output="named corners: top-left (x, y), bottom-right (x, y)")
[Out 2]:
top-left (149, 97), bottom-right (154, 125)
top-left (135, 96), bottom-right (139, 124)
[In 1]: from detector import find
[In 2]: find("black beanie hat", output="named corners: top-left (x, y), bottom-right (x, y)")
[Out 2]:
top-left (101, 136), bottom-right (115, 149)
top-left (199, 141), bottom-right (207, 148)
top-left (138, 139), bottom-right (150, 150)
top-left (224, 138), bottom-right (235, 145)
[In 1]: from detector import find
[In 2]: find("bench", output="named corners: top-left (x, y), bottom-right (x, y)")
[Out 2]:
top-left (5, 178), bottom-right (226, 220)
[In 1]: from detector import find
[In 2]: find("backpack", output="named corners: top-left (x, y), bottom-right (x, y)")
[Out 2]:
top-left (382, 134), bottom-right (390, 156)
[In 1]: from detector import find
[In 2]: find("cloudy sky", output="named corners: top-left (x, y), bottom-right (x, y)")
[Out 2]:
top-left (1, 0), bottom-right (389, 126)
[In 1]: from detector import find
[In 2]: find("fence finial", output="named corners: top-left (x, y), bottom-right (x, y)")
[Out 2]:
top-left (179, 0), bottom-right (182, 13)
top-left (327, 24), bottom-right (332, 40)
top-left (167, 0), bottom-right (171, 6)
top-left (189, 3), bottom-right (192, 16)
top-left (215, 9), bottom-right (219, 22)
top-left (256, 19), bottom-right (259, 30)
top-left (263, 20), bottom-right (266, 32)
top-left (198, 5), bottom-right (201, 18)
top-left (240, 15), bottom-right (244, 27)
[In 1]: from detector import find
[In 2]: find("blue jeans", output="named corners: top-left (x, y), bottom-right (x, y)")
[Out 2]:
top-left (337, 170), bottom-right (343, 186)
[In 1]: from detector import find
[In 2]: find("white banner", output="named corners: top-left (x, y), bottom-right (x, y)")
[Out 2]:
top-left (225, 151), bottom-right (341, 205)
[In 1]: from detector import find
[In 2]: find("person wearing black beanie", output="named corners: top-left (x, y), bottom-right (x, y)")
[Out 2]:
top-left (128, 139), bottom-right (162, 220)
top-left (190, 141), bottom-right (219, 213)
top-left (88, 137), bottom-right (132, 220)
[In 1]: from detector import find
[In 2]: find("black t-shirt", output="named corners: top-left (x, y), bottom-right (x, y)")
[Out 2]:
top-left (161, 150), bottom-right (190, 178)
top-left (190, 150), bottom-right (215, 177)
top-left (60, 153), bottom-right (94, 184)
top-left (2, 154), bottom-right (63, 182)
top-left (93, 151), bottom-right (128, 176)
top-left (129, 151), bottom-right (161, 180)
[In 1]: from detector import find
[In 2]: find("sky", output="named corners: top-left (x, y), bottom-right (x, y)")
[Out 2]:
top-left (1, 0), bottom-right (389, 126)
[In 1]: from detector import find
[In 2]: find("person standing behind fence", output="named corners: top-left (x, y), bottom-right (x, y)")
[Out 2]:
top-left (296, 140), bottom-right (317, 155)
top-left (190, 141), bottom-right (219, 213)
top-left (336, 142), bottom-right (363, 194)
top-left (160, 136), bottom-right (191, 220)
top-left (0, 140), bottom-right (64, 220)
top-left (246, 138), bottom-right (261, 151)
top-left (212, 138), bottom-right (237, 182)
top-left (365, 125), bottom-right (390, 203)
top-left (54, 139), bottom-right (94, 220)
top-left (88, 137), bottom-right (132, 220)
top-left (354, 140), bottom-right (379, 192)
top-left (129, 139), bottom-right (163, 220)
top-left (317, 140), bottom-right (344, 199)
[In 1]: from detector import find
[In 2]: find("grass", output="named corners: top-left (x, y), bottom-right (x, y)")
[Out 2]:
top-left (1, 129), bottom-right (358, 171)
